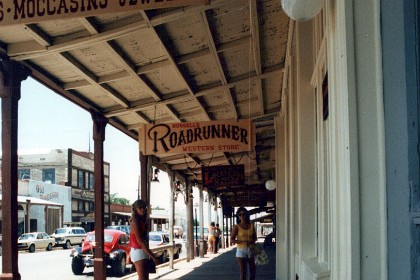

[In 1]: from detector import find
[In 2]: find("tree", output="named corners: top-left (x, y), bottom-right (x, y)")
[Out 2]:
top-left (110, 193), bottom-right (130, 205)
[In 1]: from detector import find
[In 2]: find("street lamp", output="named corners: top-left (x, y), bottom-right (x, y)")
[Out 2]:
top-left (194, 202), bottom-right (199, 256)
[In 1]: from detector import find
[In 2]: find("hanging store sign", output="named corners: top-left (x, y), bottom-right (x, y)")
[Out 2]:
top-left (202, 164), bottom-right (245, 188)
top-left (222, 192), bottom-right (267, 207)
top-left (0, 0), bottom-right (209, 26)
top-left (139, 119), bottom-right (255, 155)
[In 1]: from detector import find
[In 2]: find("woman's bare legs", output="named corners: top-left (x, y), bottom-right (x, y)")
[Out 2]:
top-left (236, 257), bottom-right (247, 280)
top-left (133, 259), bottom-right (148, 280)
top-left (210, 239), bottom-right (216, 253)
top-left (248, 257), bottom-right (256, 280)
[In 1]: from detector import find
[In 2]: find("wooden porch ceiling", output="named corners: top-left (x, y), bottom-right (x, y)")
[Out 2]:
top-left (0, 0), bottom-right (289, 208)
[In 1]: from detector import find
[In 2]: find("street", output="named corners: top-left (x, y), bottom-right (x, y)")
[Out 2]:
top-left (0, 240), bottom-right (186, 280)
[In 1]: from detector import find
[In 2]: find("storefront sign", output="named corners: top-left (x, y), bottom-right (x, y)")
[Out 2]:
top-left (0, 0), bottom-right (209, 26)
top-left (222, 192), bottom-right (267, 207)
top-left (139, 119), bottom-right (255, 155)
top-left (202, 164), bottom-right (245, 188)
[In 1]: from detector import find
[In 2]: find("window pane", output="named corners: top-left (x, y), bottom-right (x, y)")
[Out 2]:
top-left (88, 173), bottom-right (94, 190)
top-left (18, 169), bottom-right (30, 180)
top-left (78, 170), bottom-right (85, 188)
top-left (42, 169), bottom-right (55, 184)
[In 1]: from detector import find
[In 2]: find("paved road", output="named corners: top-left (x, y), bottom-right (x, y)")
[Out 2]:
top-left (0, 240), bottom-right (186, 280)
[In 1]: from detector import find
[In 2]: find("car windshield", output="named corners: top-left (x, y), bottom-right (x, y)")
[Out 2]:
top-left (19, 234), bottom-right (35, 240)
top-left (149, 235), bottom-right (161, 242)
top-left (54, 228), bottom-right (67, 234)
top-left (86, 233), bottom-right (114, 243)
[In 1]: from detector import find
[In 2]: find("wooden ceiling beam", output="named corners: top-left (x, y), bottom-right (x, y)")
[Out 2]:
top-left (139, 10), bottom-right (211, 122)
top-left (250, 1), bottom-right (264, 117)
top-left (201, 10), bottom-right (238, 121)
top-left (147, 0), bottom-right (237, 26)
top-left (10, 15), bottom-right (148, 60)
top-left (60, 52), bottom-right (130, 108)
top-left (104, 66), bottom-right (283, 119)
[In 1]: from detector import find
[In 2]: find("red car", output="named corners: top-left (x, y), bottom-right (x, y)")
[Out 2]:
top-left (70, 229), bottom-right (131, 277)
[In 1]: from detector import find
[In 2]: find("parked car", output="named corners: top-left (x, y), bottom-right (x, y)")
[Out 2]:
top-left (149, 231), bottom-right (182, 262)
top-left (51, 227), bottom-right (87, 249)
top-left (106, 225), bottom-right (130, 235)
top-left (70, 229), bottom-right (131, 277)
top-left (183, 227), bottom-right (209, 241)
top-left (17, 232), bottom-right (55, 253)
top-left (173, 226), bottom-right (184, 238)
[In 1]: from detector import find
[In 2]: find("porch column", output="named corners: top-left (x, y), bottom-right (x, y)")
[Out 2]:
top-left (91, 111), bottom-right (108, 280)
top-left (44, 206), bottom-right (48, 233)
top-left (198, 185), bottom-right (204, 257)
top-left (0, 59), bottom-right (29, 280)
top-left (187, 183), bottom-right (195, 260)
top-left (224, 215), bottom-right (228, 248)
top-left (168, 172), bottom-right (175, 269)
top-left (25, 200), bottom-right (31, 233)
top-left (140, 153), bottom-right (151, 280)
top-left (61, 205), bottom-right (64, 228)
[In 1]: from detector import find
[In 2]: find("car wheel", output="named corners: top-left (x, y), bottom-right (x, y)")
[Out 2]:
top-left (174, 249), bottom-right (180, 259)
top-left (112, 255), bottom-right (126, 277)
top-left (71, 257), bottom-right (85, 275)
top-left (159, 251), bottom-right (167, 263)
top-left (64, 240), bottom-right (71, 249)
top-left (28, 244), bottom-right (35, 253)
top-left (46, 243), bottom-right (53, 251)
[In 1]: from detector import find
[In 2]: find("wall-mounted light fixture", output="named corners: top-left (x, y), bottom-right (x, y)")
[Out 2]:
top-left (152, 168), bottom-right (160, 182)
top-left (281, 0), bottom-right (324, 22)
top-left (174, 180), bottom-right (190, 204)
top-left (265, 179), bottom-right (276, 191)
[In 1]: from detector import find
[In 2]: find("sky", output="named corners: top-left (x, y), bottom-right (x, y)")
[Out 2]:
top-left (12, 77), bottom-right (172, 207)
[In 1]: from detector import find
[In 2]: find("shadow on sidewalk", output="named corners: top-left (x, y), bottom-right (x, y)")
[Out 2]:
top-left (147, 242), bottom-right (276, 280)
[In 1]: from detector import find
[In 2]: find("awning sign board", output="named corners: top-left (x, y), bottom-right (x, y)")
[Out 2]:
top-left (139, 119), bottom-right (255, 155)
top-left (202, 164), bottom-right (245, 188)
top-left (0, 0), bottom-right (209, 26)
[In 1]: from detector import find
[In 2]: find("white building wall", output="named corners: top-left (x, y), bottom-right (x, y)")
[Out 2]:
top-left (28, 180), bottom-right (71, 232)
top-left (18, 149), bottom-right (68, 184)
top-left (277, 0), bottom-right (386, 279)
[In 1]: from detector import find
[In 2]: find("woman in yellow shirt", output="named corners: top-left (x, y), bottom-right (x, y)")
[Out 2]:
top-left (230, 207), bottom-right (257, 280)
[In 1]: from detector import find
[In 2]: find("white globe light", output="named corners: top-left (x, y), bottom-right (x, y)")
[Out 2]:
top-left (265, 180), bottom-right (276, 191)
top-left (281, 0), bottom-right (324, 22)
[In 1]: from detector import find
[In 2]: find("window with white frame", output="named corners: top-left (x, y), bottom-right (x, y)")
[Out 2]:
top-left (313, 13), bottom-right (330, 262)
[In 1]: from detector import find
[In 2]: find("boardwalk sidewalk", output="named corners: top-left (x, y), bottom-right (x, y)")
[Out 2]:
top-left (122, 242), bottom-right (276, 280)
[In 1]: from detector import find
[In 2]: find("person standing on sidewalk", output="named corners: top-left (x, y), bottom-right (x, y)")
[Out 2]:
top-left (230, 207), bottom-right (257, 280)
top-left (208, 222), bottom-right (216, 253)
top-left (129, 199), bottom-right (160, 280)
top-left (214, 223), bottom-right (222, 253)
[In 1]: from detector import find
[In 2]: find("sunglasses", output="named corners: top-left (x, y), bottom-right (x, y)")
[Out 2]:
top-left (238, 213), bottom-right (246, 216)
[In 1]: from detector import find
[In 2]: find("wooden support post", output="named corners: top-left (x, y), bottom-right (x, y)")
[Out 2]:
top-left (0, 59), bottom-right (29, 280)
top-left (91, 111), bottom-right (108, 280)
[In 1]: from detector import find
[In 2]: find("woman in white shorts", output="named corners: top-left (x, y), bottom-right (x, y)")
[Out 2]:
top-left (230, 207), bottom-right (257, 280)
top-left (129, 199), bottom-right (160, 280)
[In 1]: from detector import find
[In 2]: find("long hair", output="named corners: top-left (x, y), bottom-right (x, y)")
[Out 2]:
top-left (130, 199), bottom-right (147, 224)
top-left (236, 207), bottom-right (250, 224)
